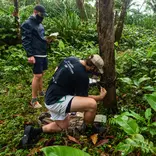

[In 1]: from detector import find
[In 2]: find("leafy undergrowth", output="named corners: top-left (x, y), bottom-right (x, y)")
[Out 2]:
top-left (0, 65), bottom-right (115, 156)
top-left (0, 26), bottom-right (156, 155)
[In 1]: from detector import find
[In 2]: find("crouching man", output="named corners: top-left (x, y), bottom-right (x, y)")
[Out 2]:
top-left (21, 54), bottom-right (107, 147)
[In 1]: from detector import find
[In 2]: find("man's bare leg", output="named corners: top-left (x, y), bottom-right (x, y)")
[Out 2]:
top-left (38, 73), bottom-right (43, 94)
top-left (70, 96), bottom-right (97, 125)
top-left (42, 115), bottom-right (70, 133)
top-left (32, 74), bottom-right (43, 98)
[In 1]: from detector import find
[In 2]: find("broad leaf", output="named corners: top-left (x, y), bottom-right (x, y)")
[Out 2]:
top-left (142, 86), bottom-right (155, 91)
top-left (115, 116), bottom-right (139, 134)
top-left (119, 77), bottom-right (132, 85)
top-left (145, 108), bottom-right (152, 121)
top-left (129, 111), bottom-right (145, 123)
top-left (41, 146), bottom-right (90, 156)
top-left (138, 77), bottom-right (151, 85)
top-left (115, 142), bottom-right (132, 156)
top-left (144, 93), bottom-right (156, 111)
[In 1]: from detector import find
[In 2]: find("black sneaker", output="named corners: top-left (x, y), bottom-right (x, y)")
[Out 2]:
top-left (92, 122), bottom-right (106, 134)
top-left (80, 123), bottom-right (106, 135)
top-left (21, 125), bottom-right (33, 148)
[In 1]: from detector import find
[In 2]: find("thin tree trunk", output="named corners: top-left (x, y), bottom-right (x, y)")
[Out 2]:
top-left (36, 0), bottom-right (40, 4)
top-left (96, 0), bottom-right (99, 24)
top-left (76, 0), bottom-right (88, 21)
top-left (115, 0), bottom-right (131, 42)
top-left (98, 0), bottom-right (117, 113)
top-left (13, 0), bottom-right (20, 41)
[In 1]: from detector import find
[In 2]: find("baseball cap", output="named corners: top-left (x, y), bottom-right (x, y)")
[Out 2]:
top-left (34, 5), bottom-right (48, 16)
top-left (90, 54), bottom-right (104, 74)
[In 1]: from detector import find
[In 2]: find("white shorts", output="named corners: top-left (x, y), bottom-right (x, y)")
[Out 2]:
top-left (45, 95), bottom-right (74, 120)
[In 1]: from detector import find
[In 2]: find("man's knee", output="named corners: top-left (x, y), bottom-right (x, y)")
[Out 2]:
top-left (34, 74), bottom-right (43, 79)
top-left (56, 117), bottom-right (70, 129)
top-left (89, 99), bottom-right (97, 111)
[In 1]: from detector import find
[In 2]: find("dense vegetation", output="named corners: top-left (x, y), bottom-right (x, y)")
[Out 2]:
top-left (0, 0), bottom-right (156, 155)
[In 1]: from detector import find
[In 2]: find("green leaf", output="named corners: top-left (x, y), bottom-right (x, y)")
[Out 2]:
top-left (58, 40), bottom-right (65, 51)
top-left (142, 86), bottom-right (155, 91)
top-left (144, 93), bottom-right (156, 111)
top-left (115, 142), bottom-right (132, 156)
top-left (41, 146), bottom-right (90, 156)
top-left (145, 108), bottom-right (152, 121)
top-left (115, 116), bottom-right (139, 134)
top-left (151, 122), bottom-right (156, 126)
top-left (119, 77), bottom-right (132, 85)
top-left (129, 111), bottom-right (145, 123)
top-left (138, 77), bottom-right (151, 85)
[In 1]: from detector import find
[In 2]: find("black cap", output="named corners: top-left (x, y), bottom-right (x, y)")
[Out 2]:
top-left (34, 5), bottom-right (48, 16)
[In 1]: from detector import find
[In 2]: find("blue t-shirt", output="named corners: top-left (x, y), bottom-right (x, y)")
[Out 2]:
top-left (45, 57), bottom-right (89, 105)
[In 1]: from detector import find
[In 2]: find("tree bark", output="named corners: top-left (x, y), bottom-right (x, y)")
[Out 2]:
top-left (13, 0), bottom-right (21, 41)
top-left (115, 0), bottom-right (131, 42)
top-left (98, 0), bottom-right (117, 113)
top-left (96, 0), bottom-right (99, 24)
top-left (36, 0), bottom-right (40, 4)
top-left (76, 0), bottom-right (88, 20)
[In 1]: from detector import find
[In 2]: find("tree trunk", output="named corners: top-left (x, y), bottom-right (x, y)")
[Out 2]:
top-left (13, 0), bottom-right (21, 42)
top-left (76, 0), bottom-right (88, 20)
top-left (96, 0), bottom-right (99, 24)
top-left (115, 0), bottom-right (131, 42)
top-left (36, 0), bottom-right (40, 4)
top-left (98, 0), bottom-right (117, 113)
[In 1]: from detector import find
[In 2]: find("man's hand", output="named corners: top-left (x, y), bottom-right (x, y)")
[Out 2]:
top-left (46, 37), bottom-right (53, 44)
top-left (28, 56), bottom-right (35, 64)
top-left (99, 87), bottom-right (107, 100)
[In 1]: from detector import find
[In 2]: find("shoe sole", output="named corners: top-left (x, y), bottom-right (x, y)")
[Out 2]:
top-left (29, 102), bottom-right (42, 108)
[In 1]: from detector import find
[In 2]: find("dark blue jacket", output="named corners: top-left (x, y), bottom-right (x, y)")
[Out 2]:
top-left (21, 16), bottom-right (47, 57)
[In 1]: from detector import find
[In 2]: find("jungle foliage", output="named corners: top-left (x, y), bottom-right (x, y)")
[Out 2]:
top-left (0, 0), bottom-right (156, 156)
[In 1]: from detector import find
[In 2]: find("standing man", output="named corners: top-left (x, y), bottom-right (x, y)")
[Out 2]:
top-left (21, 54), bottom-right (107, 147)
top-left (21, 5), bottom-right (48, 108)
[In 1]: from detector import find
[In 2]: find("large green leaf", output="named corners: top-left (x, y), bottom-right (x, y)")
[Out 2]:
top-left (115, 116), bottom-right (139, 134)
top-left (145, 108), bottom-right (152, 121)
top-left (138, 76), bottom-right (151, 85)
top-left (144, 93), bottom-right (156, 111)
top-left (119, 77), bottom-right (132, 85)
top-left (41, 146), bottom-right (90, 156)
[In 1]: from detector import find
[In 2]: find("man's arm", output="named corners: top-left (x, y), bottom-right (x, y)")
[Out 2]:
top-left (21, 22), bottom-right (34, 57)
top-left (88, 87), bottom-right (107, 102)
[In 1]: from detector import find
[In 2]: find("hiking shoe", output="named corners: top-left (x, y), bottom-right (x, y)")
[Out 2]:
top-left (30, 100), bottom-right (42, 108)
top-left (92, 122), bottom-right (106, 134)
top-left (80, 123), bottom-right (106, 135)
top-left (21, 125), bottom-right (33, 148)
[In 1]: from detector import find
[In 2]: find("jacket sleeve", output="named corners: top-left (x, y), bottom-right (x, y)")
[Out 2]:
top-left (21, 22), bottom-right (34, 57)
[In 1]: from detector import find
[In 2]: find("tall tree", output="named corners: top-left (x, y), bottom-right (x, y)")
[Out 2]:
top-left (146, 0), bottom-right (156, 13)
top-left (98, 0), bottom-right (117, 113)
top-left (76, 0), bottom-right (88, 20)
top-left (115, 0), bottom-right (132, 42)
top-left (13, 0), bottom-right (20, 40)
top-left (36, 0), bottom-right (40, 4)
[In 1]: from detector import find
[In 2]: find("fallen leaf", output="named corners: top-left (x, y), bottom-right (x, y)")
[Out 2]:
top-left (95, 139), bottom-right (109, 147)
top-left (28, 147), bottom-right (41, 156)
top-left (122, 94), bottom-right (126, 98)
top-left (0, 120), bottom-right (4, 124)
top-left (67, 135), bottom-right (80, 144)
top-left (13, 114), bottom-right (21, 117)
top-left (105, 135), bottom-right (114, 139)
top-left (90, 134), bottom-right (98, 145)
top-left (100, 152), bottom-right (109, 156)
top-left (44, 138), bottom-right (55, 146)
